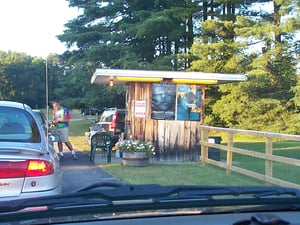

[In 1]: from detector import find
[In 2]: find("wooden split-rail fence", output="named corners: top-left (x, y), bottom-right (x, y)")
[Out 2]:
top-left (200, 125), bottom-right (300, 189)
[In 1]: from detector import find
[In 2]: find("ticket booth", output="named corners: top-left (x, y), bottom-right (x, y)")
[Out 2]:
top-left (91, 69), bottom-right (247, 161)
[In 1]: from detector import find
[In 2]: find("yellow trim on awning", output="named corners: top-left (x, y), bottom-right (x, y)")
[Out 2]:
top-left (172, 79), bottom-right (218, 85)
top-left (117, 77), bottom-right (163, 82)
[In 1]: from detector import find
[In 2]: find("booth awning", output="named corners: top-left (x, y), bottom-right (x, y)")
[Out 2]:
top-left (91, 69), bottom-right (247, 85)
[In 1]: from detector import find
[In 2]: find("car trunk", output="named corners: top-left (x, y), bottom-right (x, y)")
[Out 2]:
top-left (0, 144), bottom-right (52, 198)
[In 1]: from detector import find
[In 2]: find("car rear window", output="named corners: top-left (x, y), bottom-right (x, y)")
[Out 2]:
top-left (0, 107), bottom-right (41, 143)
top-left (99, 111), bottom-right (114, 122)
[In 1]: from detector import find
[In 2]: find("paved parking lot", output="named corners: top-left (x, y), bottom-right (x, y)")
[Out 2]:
top-left (60, 151), bottom-right (122, 192)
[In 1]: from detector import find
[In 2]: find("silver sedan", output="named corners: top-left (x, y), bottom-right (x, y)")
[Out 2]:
top-left (0, 101), bottom-right (62, 200)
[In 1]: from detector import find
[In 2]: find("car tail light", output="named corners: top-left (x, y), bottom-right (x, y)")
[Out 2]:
top-left (0, 160), bottom-right (54, 178)
top-left (26, 160), bottom-right (54, 177)
top-left (109, 112), bottom-right (117, 131)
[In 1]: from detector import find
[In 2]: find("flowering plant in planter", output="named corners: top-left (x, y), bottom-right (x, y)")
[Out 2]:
top-left (114, 139), bottom-right (155, 158)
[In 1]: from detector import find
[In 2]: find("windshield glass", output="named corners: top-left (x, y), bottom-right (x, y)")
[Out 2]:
top-left (0, 0), bottom-right (300, 224)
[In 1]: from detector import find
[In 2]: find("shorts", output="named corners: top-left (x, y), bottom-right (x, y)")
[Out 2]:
top-left (53, 127), bottom-right (69, 142)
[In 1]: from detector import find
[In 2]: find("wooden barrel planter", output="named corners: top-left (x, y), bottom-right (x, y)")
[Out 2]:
top-left (122, 152), bottom-right (149, 167)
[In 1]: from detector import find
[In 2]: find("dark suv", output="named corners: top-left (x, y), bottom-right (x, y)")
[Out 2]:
top-left (88, 108), bottom-right (127, 145)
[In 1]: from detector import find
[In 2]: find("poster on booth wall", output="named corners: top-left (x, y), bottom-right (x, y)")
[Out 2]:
top-left (176, 85), bottom-right (201, 121)
top-left (151, 83), bottom-right (176, 120)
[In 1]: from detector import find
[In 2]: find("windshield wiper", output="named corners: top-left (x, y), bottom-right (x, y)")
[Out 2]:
top-left (72, 181), bottom-right (300, 200)
top-left (0, 182), bottom-right (300, 222)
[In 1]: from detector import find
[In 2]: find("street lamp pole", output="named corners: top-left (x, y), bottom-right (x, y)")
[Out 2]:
top-left (45, 58), bottom-right (50, 148)
top-left (45, 58), bottom-right (49, 120)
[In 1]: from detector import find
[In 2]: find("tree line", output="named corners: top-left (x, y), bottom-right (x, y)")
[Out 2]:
top-left (0, 0), bottom-right (299, 133)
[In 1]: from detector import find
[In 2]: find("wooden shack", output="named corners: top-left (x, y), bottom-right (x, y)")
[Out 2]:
top-left (91, 69), bottom-right (247, 161)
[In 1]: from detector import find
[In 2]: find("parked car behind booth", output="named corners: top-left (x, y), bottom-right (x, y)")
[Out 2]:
top-left (80, 107), bottom-right (104, 116)
top-left (87, 108), bottom-right (127, 146)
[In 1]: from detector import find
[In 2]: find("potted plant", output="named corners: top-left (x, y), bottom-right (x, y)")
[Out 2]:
top-left (114, 139), bottom-right (155, 166)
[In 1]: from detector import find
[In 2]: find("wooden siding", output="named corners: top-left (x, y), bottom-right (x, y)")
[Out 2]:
top-left (126, 82), bottom-right (202, 162)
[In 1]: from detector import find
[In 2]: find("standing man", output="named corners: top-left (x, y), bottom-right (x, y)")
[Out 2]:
top-left (52, 100), bottom-right (78, 160)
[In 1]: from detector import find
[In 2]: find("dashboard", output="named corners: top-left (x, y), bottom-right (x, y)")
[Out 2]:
top-left (52, 211), bottom-right (300, 225)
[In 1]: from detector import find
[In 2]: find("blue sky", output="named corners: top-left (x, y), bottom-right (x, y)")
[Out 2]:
top-left (0, 0), bottom-right (80, 58)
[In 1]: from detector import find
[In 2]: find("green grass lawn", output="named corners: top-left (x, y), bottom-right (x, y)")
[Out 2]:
top-left (68, 111), bottom-right (300, 187)
top-left (100, 163), bottom-right (265, 186)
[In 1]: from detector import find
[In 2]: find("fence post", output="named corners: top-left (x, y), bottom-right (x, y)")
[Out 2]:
top-left (226, 133), bottom-right (234, 175)
top-left (200, 127), bottom-right (208, 163)
top-left (265, 137), bottom-right (273, 181)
